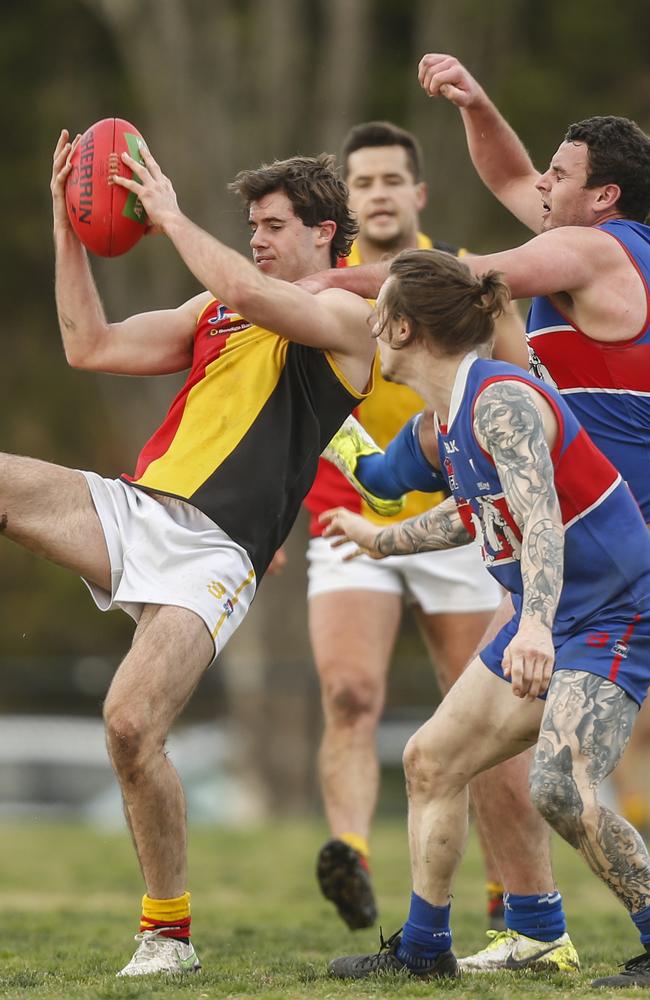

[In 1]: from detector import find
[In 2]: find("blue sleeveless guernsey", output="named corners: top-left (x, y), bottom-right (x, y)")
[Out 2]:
top-left (526, 219), bottom-right (650, 521)
top-left (437, 353), bottom-right (650, 704)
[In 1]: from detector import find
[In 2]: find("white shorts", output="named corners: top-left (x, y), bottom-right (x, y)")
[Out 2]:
top-left (80, 472), bottom-right (256, 662)
top-left (307, 535), bottom-right (501, 614)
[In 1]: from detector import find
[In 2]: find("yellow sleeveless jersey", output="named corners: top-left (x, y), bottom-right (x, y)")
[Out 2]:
top-left (124, 298), bottom-right (370, 576)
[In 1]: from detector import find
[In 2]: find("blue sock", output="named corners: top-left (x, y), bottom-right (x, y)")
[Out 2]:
top-left (632, 904), bottom-right (650, 949)
top-left (504, 891), bottom-right (566, 941)
top-left (356, 415), bottom-right (447, 498)
top-left (396, 892), bottom-right (452, 968)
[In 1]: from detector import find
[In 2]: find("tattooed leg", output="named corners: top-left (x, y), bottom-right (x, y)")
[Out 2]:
top-left (530, 669), bottom-right (650, 914)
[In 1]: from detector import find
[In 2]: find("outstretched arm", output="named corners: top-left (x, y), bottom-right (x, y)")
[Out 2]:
top-left (418, 53), bottom-right (543, 233)
top-left (473, 379), bottom-right (564, 699)
top-left (297, 259), bottom-right (389, 298)
top-left (320, 495), bottom-right (472, 560)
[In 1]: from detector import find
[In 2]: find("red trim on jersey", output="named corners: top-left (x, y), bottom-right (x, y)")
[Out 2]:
top-left (304, 254), bottom-right (360, 534)
top-left (126, 317), bottom-right (232, 483)
top-left (609, 614), bottom-right (642, 684)
top-left (466, 376), bottom-right (619, 523)
top-left (553, 428), bottom-right (620, 523)
top-left (455, 497), bottom-right (477, 539)
top-left (539, 230), bottom-right (650, 348)
top-left (530, 329), bottom-right (650, 393)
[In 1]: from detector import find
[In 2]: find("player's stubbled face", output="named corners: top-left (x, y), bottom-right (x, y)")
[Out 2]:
top-left (536, 141), bottom-right (593, 231)
top-left (249, 191), bottom-right (324, 282)
top-left (346, 145), bottom-right (425, 250)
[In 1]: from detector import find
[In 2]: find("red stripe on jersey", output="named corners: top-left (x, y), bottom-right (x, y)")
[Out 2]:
top-left (304, 457), bottom-right (362, 535)
top-left (304, 254), bottom-right (357, 534)
top-left (530, 330), bottom-right (650, 393)
top-left (127, 326), bottom-right (232, 483)
top-left (609, 614), bottom-right (642, 684)
top-left (456, 497), bottom-right (477, 539)
top-left (554, 428), bottom-right (620, 524)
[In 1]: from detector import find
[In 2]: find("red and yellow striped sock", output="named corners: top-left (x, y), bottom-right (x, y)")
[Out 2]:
top-left (340, 832), bottom-right (370, 867)
top-left (140, 891), bottom-right (191, 940)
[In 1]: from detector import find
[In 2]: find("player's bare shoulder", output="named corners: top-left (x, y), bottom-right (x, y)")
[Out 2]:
top-left (319, 287), bottom-right (374, 348)
top-left (314, 287), bottom-right (375, 391)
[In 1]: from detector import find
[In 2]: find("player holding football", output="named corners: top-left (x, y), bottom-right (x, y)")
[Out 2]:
top-left (19, 132), bottom-right (375, 977)
top-left (322, 248), bottom-right (650, 988)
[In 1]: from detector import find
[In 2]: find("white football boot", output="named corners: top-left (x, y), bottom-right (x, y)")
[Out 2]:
top-left (117, 928), bottom-right (201, 976)
top-left (458, 929), bottom-right (580, 973)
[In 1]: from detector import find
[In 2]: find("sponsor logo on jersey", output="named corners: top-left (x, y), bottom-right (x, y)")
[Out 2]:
top-left (611, 640), bottom-right (629, 659)
top-left (208, 303), bottom-right (251, 336)
top-left (222, 598), bottom-right (234, 617)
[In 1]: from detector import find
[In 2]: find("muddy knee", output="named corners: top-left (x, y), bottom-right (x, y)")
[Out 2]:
top-left (403, 729), bottom-right (455, 800)
top-left (103, 700), bottom-right (157, 781)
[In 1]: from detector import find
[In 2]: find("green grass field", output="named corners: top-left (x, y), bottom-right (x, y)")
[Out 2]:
top-left (0, 818), bottom-right (641, 999)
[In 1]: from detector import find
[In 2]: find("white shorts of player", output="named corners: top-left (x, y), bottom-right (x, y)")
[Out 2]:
top-left (79, 471), bottom-right (256, 663)
top-left (307, 535), bottom-right (501, 614)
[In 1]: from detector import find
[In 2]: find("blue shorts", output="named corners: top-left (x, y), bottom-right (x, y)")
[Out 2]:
top-left (480, 608), bottom-right (650, 706)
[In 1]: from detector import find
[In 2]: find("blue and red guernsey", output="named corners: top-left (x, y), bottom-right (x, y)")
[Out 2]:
top-left (437, 354), bottom-right (650, 638)
top-left (122, 298), bottom-right (369, 578)
top-left (526, 219), bottom-right (650, 520)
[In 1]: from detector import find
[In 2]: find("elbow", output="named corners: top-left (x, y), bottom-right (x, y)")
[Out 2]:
top-left (63, 345), bottom-right (86, 369)
top-left (63, 342), bottom-right (102, 371)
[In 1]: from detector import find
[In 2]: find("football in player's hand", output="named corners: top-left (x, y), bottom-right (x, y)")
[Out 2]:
top-left (65, 117), bottom-right (148, 257)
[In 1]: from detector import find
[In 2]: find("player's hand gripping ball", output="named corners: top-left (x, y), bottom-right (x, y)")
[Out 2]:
top-left (65, 117), bottom-right (148, 256)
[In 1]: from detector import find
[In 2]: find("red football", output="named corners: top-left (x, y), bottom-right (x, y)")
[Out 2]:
top-left (65, 117), bottom-right (148, 257)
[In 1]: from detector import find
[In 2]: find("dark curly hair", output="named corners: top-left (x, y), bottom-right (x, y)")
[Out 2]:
top-left (565, 116), bottom-right (650, 222)
top-left (229, 154), bottom-right (357, 264)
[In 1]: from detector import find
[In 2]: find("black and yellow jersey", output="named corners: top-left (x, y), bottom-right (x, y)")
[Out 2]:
top-left (123, 298), bottom-right (370, 577)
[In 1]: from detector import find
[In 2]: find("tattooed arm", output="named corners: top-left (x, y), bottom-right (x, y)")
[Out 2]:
top-left (319, 495), bottom-right (472, 560)
top-left (473, 379), bottom-right (564, 699)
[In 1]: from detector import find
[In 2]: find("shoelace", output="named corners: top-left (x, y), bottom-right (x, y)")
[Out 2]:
top-left (377, 926), bottom-right (402, 954)
top-left (620, 951), bottom-right (650, 972)
top-left (483, 929), bottom-right (516, 949)
top-left (349, 926), bottom-right (403, 970)
top-left (130, 929), bottom-right (178, 963)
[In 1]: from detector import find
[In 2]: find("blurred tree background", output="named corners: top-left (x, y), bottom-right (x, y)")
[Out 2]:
top-left (2, 0), bottom-right (650, 808)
